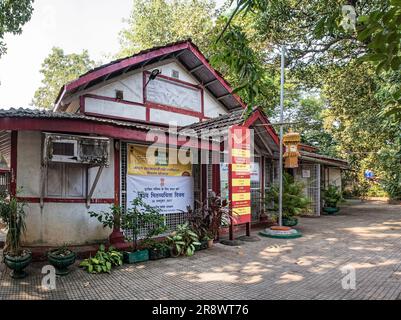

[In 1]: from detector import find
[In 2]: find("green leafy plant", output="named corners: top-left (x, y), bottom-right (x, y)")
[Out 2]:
top-left (0, 195), bottom-right (28, 256)
top-left (187, 193), bottom-right (232, 241)
top-left (323, 185), bottom-right (343, 208)
top-left (79, 244), bottom-right (123, 274)
top-left (265, 172), bottom-right (311, 219)
top-left (50, 244), bottom-right (73, 257)
top-left (122, 195), bottom-right (166, 251)
top-left (89, 204), bottom-right (121, 230)
top-left (167, 223), bottom-right (200, 257)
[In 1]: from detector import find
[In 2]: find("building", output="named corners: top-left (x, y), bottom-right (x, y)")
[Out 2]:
top-left (0, 40), bottom-right (347, 247)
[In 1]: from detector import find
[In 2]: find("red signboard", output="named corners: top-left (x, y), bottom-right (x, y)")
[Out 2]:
top-left (228, 125), bottom-right (251, 239)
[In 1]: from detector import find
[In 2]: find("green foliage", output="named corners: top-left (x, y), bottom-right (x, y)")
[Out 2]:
top-left (0, 195), bottom-right (27, 256)
top-left (32, 47), bottom-right (95, 109)
top-left (89, 205), bottom-right (122, 230)
top-left (118, 0), bottom-right (216, 56)
top-left (187, 194), bottom-right (229, 240)
top-left (0, 0), bottom-right (34, 57)
top-left (79, 244), bottom-right (123, 274)
top-left (50, 244), bottom-right (73, 257)
top-left (358, 1), bottom-right (401, 72)
top-left (141, 238), bottom-right (170, 251)
top-left (265, 172), bottom-right (310, 218)
top-left (122, 195), bottom-right (166, 251)
top-left (323, 185), bottom-right (343, 208)
top-left (167, 223), bottom-right (200, 257)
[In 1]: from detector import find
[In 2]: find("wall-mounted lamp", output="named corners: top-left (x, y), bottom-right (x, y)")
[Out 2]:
top-left (144, 69), bottom-right (161, 88)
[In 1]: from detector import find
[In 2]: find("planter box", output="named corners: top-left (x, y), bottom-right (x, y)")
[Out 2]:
top-left (194, 240), bottom-right (208, 251)
top-left (149, 248), bottom-right (171, 260)
top-left (123, 249), bottom-right (149, 264)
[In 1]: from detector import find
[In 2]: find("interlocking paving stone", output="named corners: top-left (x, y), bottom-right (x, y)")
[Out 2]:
top-left (1, 200), bottom-right (401, 300)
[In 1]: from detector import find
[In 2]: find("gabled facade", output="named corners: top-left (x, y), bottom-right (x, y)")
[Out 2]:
top-left (0, 40), bottom-right (346, 249)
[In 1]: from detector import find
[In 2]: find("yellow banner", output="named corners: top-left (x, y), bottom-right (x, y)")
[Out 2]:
top-left (231, 148), bottom-right (250, 158)
top-left (232, 207), bottom-right (251, 215)
top-left (232, 178), bottom-right (250, 187)
top-left (232, 193), bottom-right (251, 201)
top-left (128, 145), bottom-right (192, 176)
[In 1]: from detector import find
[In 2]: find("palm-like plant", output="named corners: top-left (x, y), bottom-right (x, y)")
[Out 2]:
top-left (323, 185), bottom-right (343, 208)
top-left (265, 172), bottom-right (310, 219)
top-left (0, 196), bottom-right (27, 256)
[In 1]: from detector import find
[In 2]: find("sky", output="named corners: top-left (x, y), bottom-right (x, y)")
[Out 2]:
top-left (0, 0), bottom-right (226, 109)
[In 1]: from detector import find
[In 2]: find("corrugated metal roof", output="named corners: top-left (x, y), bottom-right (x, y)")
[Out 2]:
top-left (180, 109), bottom-right (244, 134)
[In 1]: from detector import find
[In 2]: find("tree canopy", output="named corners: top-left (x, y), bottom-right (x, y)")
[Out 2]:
top-left (32, 47), bottom-right (95, 109)
top-left (0, 0), bottom-right (34, 58)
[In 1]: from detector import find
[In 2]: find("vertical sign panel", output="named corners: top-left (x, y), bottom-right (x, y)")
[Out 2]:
top-left (229, 126), bottom-right (251, 236)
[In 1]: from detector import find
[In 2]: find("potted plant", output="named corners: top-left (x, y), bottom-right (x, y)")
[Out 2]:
top-left (122, 195), bottom-right (166, 264)
top-left (0, 195), bottom-right (32, 279)
top-left (266, 172), bottom-right (310, 226)
top-left (47, 244), bottom-right (76, 276)
top-left (323, 185), bottom-right (343, 214)
top-left (188, 193), bottom-right (229, 250)
top-left (167, 223), bottom-right (200, 257)
top-left (143, 239), bottom-right (171, 260)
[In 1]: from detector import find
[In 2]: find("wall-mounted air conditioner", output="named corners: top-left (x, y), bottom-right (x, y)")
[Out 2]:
top-left (43, 133), bottom-right (110, 166)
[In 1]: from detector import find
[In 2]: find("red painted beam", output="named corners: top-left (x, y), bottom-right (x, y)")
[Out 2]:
top-left (65, 42), bottom-right (190, 92)
top-left (0, 118), bottom-right (220, 151)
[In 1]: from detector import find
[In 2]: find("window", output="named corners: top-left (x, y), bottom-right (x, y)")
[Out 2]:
top-left (171, 69), bottom-right (179, 79)
top-left (46, 163), bottom-right (86, 198)
top-left (115, 90), bottom-right (124, 100)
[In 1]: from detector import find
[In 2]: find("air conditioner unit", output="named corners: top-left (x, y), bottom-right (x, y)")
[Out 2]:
top-left (43, 133), bottom-right (110, 166)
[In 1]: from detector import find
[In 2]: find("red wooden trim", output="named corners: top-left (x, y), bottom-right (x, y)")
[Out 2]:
top-left (114, 140), bottom-right (120, 206)
top-left (244, 109), bottom-right (280, 146)
top-left (144, 70), bottom-right (201, 89)
top-left (84, 93), bottom-right (145, 107)
top-left (66, 42), bottom-right (190, 92)
top-left (0, 118), bottom-right (220, 151)
top-left (201, 89), bottom-right (205, 117)
top-left (10, 131), bottom-right (17, 196)
top-left (79, 95), bottom-right (85, 113)
top-left (201, 164), bottom-right (208, 203)
top-left (17, 197), bottom-right (114, 204)
top-left (212, 163), bottom-right (220, 195)
top-left (0, 169), bottom-right (10, 173)
top-left (146, 102), bottom-right (203, 119)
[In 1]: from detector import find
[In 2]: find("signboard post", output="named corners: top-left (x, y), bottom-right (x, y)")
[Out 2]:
top-left (228, 125), bottom-right (251, 240)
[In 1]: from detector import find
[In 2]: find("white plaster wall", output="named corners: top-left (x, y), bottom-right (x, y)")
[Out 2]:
top-left (85, 97), bottom-right (146, 121)
top-left (17, 131), bottom-right (114, 246)
top-left (149, 109), bottom-right (199, 126)
top-left (90, 71), bottom-right (143, 103)
top-left (328, 167), bottom-right (342, 191)
top-left (86, 60), bottom-right (228, 124)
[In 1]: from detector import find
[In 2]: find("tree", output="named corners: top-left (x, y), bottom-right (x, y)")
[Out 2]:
top-left (118, 0), bottom-right (217, 57)
top-left (0, 0), bottom-right (34, 58)
top-left (32, 47), bottom-right (95, 109)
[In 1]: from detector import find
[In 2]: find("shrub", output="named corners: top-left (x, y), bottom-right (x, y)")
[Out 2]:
top-left (80, 244), bottom-right (123, 274)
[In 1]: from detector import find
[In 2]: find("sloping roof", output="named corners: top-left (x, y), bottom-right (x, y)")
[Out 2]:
top-left (180, 109), bottom-right (244, 134)
top-left (0, 108), bottom-right (160, 131)
top-left (300, 150), bottom-right (349, 169)
top-left (55, 39), bottom-right (246, 112)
